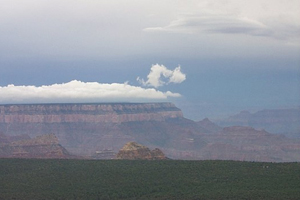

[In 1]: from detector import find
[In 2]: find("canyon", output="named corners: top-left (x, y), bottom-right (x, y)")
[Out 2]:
top-left (0, 103), bottom-right (186, 156)
top-left (0, 103), bottom-right (299, 162)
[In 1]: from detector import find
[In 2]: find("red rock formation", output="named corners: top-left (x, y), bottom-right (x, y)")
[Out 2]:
top-left (116, 142), bottom-right (167, 160)
top-left (0, 103), bottom-right (188, 156)
top-left (0, 133), bottom-right (72, 159)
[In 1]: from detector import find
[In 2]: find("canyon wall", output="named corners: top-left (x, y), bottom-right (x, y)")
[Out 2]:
top-left (0, 103), bottom-right (183, 123)
top-left (0, 103), bottom-right (187, 156)
top-left (1, 103), bottom-right (299, 162)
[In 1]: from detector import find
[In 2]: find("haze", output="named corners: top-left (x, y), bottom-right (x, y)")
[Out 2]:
top-left (0, 0), bottom-right (299, 120)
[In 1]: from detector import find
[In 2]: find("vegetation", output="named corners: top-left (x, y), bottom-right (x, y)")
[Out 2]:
top-left (0, 159), bottom-right (299, 199)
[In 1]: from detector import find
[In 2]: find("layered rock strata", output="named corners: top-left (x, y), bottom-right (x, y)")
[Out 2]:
top-left (0, 133), bottom-right (71, 159)
top-left (116, 142), bottom-right (167, 160)
top-left (0, 103), bottom-right (182, 123)
top-left (1, 103), bottom-right (300, 162)
top-left (0, 103), bottom-right (186, 156)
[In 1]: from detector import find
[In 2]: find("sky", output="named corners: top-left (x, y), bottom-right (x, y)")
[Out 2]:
top-left (0, 0), bottom-right (299, 120)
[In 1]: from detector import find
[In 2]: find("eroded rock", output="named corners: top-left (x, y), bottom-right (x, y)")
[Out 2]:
top-left (116, 142), bottom-right (167, 160)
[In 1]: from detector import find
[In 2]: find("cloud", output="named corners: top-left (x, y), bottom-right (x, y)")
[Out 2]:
top-left (0, 0), bottom-right (299, 61)
top-left (144, 0), bottom-right (300, 42)
top-left (144, 14), bottom-right (274, 37)
top-left (0, 80), bottom-right (181, 103)
top-left (137, 64), bottom-right (186, 88)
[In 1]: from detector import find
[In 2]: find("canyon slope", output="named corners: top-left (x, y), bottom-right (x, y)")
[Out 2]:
top-left (0, 103), bottom-right (299, 162)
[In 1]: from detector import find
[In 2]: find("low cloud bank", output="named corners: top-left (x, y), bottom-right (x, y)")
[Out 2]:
top-left (0, 80), bottom-right (181, 104)
top-left (137, 64), bottom-right (186, 88)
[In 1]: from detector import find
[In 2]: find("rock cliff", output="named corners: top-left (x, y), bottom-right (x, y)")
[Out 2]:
top-left (116, 142), bottom-right (167, 160)
top-left (1, 103), bottom-right (300, 162)
top-left (0, 103), bottom-right (182, 123)
top-left (0, 103), bottom-right (187, 156)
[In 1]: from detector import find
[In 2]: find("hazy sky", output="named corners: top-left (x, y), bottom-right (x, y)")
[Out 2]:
top-left (0, 0), bottom-right (299, 119)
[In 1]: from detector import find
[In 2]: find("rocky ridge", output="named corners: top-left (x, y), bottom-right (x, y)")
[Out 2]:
top-left (0, 133), bottom-right (71, 158)
top-left (116, 142), bottom-right (167, 160)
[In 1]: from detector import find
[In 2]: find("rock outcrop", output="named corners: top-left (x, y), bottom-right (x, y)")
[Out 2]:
top-left (116, 142), bottom-right (167, 160)
top-left (0, 133), bottom-right (72, 159)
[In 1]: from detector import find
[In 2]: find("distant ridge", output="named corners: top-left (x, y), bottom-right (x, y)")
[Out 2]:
top-left (197, 118), bottom-right (222, 133)
top-left (216, 108), bottom-right (300, 138)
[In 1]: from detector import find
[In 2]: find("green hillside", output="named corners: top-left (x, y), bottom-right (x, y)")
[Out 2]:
top-left (0, 159), bottom-right (299, 199)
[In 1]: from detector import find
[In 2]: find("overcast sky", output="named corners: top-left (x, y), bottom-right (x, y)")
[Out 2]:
top-left (0, 0), bottom-right (299, 119)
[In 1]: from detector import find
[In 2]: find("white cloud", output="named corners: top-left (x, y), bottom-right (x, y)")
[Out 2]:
top-left (144, 14), bottom-right (270, 35)
top-left (137, 64), bottom-right (186, 88)
top-left (0, 80), bottom-right (181, 103)
top-left (144, 0), bottom-right (300, 42)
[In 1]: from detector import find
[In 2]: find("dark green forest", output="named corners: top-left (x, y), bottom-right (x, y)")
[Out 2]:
top-left (0, 159), bottom-right (299, 200)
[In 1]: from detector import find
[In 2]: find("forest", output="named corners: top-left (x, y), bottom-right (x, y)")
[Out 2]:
top-left (0, 159), bottom-right (300, 200)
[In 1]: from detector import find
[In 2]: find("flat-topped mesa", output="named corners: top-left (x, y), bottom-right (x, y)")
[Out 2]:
top-left (0, 103), bottom-right (183, 123)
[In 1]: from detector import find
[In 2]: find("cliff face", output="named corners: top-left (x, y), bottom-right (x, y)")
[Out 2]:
top-left (116, 142), bottom-right (167, 160)
top-left (0, 103), bottom-right (183, 123)
top-left (0, 103), bottom-right (188, 156)
top-left (1, 103), bottom-right (300, 162)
